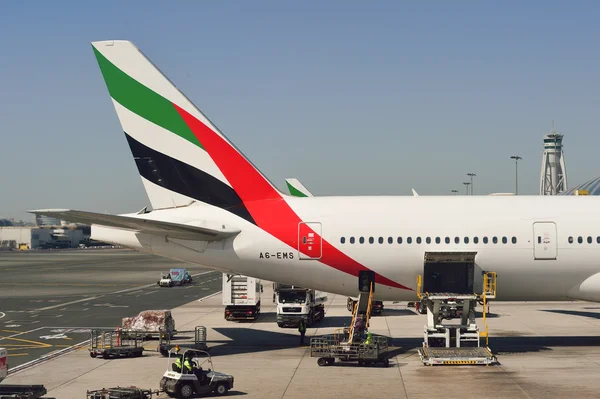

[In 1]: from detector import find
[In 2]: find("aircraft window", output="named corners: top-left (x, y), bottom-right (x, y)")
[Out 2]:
top-left (369, 237), bottom-right (374, 244)
top-left (502, 237), bottom-right (507, 244)
top-left (597, 236), bottom-right (600, 244)
top-left (512, 237), bottom-right (517, 244)
top-left (464, 237), bottom-right (469, 244)
top-left (578, 236), bottom-right (583, 244)
top-left (588, 236), bottom-right (593, 244)
top-left (537, 236), bottom-right (541, 244)
top-left (388, 237), bottom-right (393, 244)
top-left (341, 237), bottom-right (346, 244)
top-left (436, 237), bottom-right (441, 244)
top-left (483, 237), bottom-right (488, 244)
top-left (426, 237), bottom-right (431, 244)
top-left (445, 237), bottom-right (450, 244)
top-left (474, 237), bottom-right (479, 244)
top-left (454, 237), bottom-right (460, 244)
top-left (568, 236), bottom-right (573, 244)
top-left (379, 237), bottom-right (384, 244)
top-left (493, 237), bottom-right (498, 244)
top-left (416, 237), bottom-right (422, 244)
top-left (359, 237), bottom-right (365, 244)
top-left (407, 237), bottom-right (412, 244)
top-left (397, 237), bottom-right (403, 244)
top-left (303, 237), bottom-right (307, 244)
top-left (350, 237), bottom-right (355, 244)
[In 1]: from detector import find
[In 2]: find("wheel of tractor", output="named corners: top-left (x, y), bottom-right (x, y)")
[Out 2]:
top-left (178, 383), bottom-right (194, 398)
top-left (215, 383), bottom-right (229, 396)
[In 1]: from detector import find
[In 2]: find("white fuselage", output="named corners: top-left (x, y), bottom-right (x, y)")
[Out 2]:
top-left (92, 195), bottom-right (600, 303)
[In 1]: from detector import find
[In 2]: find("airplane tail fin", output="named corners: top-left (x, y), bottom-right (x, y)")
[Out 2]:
top-left (91, 40), bottom-right (283, 224)
top-left (285, 178), bottom-right (314, 197)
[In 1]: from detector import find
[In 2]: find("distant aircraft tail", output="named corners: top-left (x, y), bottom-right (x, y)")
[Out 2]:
top-left (285, 178), bottom-right (314, 197)
top-left (91, 40), bottom-right (284, 223)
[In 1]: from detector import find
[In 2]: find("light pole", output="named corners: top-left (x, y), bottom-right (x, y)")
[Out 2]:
top-left (510, 155), bottom-right (522, 195)
top-left (467, 173), bottom-right (476, 195)
top-left (451, 189), bottom-right (458, 195)
top-left (463, 182), bottom-right (471, 195)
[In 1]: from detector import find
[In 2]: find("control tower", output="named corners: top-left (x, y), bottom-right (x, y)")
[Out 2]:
top-left (540, 122), bottom-right (567, 195)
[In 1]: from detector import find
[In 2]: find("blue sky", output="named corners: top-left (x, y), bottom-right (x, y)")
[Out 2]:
top-left (1, 1), bottom-right (599, 221)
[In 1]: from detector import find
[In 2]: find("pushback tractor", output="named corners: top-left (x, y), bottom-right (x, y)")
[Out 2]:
top-left (416, 252), bottom-right (498, 366)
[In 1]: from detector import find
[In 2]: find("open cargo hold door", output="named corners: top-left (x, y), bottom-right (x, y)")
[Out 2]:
top-left (423, 252), bottom-right (479, 294)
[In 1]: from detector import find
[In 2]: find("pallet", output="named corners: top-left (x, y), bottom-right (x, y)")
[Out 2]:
top-left (418, 346), bottom-right (497, 365)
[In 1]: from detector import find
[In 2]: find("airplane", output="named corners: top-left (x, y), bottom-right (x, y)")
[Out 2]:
top-left (31, 40), bottom-right (600, 305)
top-left (285, 178), bottom-right (314, 197)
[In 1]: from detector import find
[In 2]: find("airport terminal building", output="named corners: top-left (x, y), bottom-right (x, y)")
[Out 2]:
top-left (560, 176), bottom-right (600, 195)
top-left (0, 219), bottom-right (86, 250)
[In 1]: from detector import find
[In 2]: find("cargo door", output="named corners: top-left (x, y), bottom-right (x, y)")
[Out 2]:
top-left (298, 222), bottom-right (322, 260)
top-left (533, 222), bottom-right (557, 260)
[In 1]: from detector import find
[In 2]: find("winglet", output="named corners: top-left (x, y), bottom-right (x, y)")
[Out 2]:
top-left (412, 189), bottom-right (419, 197)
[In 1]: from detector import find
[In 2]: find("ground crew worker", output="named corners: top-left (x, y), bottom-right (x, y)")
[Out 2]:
top-left (364, 331), bottom-right (372, 345)
top-left (298, 319), bottom-right (307, 345)
top-left (183, 353), bottom-right (193, 374)
top-left (173, 354), bottom-right (182, 372)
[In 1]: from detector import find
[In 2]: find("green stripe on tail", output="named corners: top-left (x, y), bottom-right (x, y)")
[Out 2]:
top-left (92, 46), bottom-right (203, 149)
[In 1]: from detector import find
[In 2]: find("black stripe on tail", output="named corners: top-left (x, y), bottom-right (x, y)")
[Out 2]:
top-left (124, 132), bottom-right (256, 225)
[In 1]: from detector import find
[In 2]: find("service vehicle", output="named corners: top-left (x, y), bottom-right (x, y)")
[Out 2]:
top-left (160, 348), bottom-right (234, 398)
top-left (222, 274), bottom-right (261, 321)
top-left (274, 283), bottom-right (326, 327)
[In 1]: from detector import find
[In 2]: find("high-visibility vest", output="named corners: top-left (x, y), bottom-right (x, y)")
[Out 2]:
top-left (183, 359), bottom-right (193, 371)
top-left (298, 321), bottom-right (306, 332)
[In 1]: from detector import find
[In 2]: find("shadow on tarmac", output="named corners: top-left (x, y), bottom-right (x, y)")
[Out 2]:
top-left (206, 325), bottom-right (600, 359)
top-left (542, 309), bottom-right (600, 319)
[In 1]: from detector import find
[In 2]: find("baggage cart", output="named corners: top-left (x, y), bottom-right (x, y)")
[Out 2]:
top-left (157, 326), bottom-right (208, 357)
top-left (310, 334), bottom-right (389, 367)
top-left (89, 329), bottom-right (144, 359)
top-left (86, 387), bottom-right (160, 399)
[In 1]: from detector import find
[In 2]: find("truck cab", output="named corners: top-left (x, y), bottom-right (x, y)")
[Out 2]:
top-left (274, 283), bottom-right (326, 327)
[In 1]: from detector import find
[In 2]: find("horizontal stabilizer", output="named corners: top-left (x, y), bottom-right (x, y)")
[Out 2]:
top-left (285, 178), bottom-right (314, 197)
top-left (27, 209), bottom-right (240, 241)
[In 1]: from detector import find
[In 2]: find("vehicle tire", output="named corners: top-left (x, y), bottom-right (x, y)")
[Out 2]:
top-left (215, 383), bottom-right (229, 396)
top-left (277, 322), bottom-right (284, 328)
top-left (383, 358), bottom-right (390, 368)
top-left (317, 357), bottom-right (328, 367)
top-left (89, 352), bottom-right (96, 358)
top-left (326, 357), bottom-right (334, 365)
top-left (177, 383), bottom-right (194, 399)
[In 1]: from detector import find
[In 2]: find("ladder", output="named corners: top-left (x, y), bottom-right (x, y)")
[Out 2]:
top-left (348, 282), bottom-right (374, 344)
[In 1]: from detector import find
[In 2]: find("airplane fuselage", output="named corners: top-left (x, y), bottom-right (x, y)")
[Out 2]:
top-left (92, 195), bottom-right (600, 303)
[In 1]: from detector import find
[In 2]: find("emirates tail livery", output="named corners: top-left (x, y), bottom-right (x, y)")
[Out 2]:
top-left (31, 40), bottom-right (600, 303)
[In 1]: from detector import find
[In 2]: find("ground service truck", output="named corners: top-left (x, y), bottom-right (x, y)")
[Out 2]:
top-left (274, 283), bottom-right (327, 327)
top-left (222, 274), bottom-right (262, 321)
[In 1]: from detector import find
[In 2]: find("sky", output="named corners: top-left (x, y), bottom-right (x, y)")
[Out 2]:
top-left (1, 1), bottom-right (600, 221)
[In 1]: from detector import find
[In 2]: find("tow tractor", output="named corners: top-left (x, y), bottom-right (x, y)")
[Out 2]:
top-left (310, 271), bottom-right (389, 367)
top-left (416, 252), bottom-right (498, 366)
top-left (160, 348), bottom-right (234, 398)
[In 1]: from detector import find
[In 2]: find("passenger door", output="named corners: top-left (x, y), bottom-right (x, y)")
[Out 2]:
top-left (298, 222), bottom-right (322, 260)
top-left (533, 222), bottom-right (557, 260)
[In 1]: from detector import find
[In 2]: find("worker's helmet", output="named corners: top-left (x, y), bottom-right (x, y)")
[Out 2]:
top-left (175, 345), bottom-right (180, 353)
